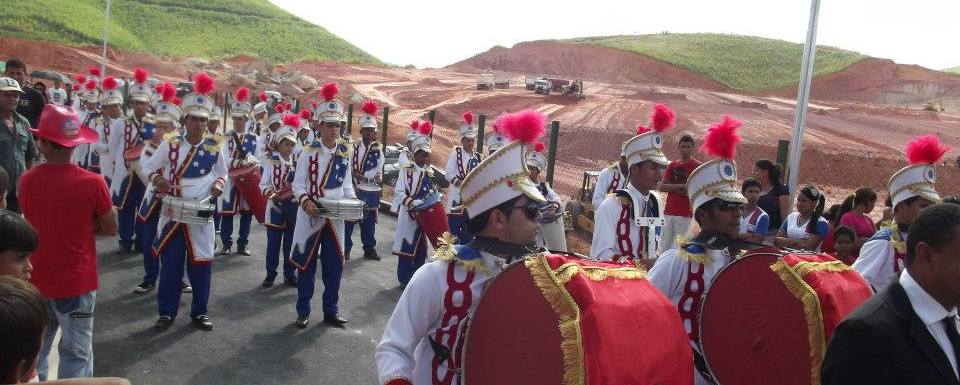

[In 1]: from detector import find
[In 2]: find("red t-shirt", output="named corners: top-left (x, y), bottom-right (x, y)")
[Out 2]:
top-left (663, 158), bottom-right (701, 217)
top-left (19, 163), bottom-right (112, 299)
top-left (839, 211), bottom-right (876, 258)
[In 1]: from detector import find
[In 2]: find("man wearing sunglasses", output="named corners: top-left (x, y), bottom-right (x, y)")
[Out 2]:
top-left (648, 115), bottom-right (750, 385)
top-left (377, 110), bottom-right (547, 385)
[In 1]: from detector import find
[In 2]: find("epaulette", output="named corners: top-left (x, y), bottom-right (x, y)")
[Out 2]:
top-left (95, 116), bottom-right (104, 126)
top-left (164, 133), bottom-right (181, 144)
top-left (369, 142), bottom-right (381, 151)
top-left (867, 227), bottom-right (892, 242)
top-left (677, 239), bottom-right (713, 265)
top-left (606, 162), bottom-right (619, 171)
top-left (143, 113), bottom-right (156, 124)
top-left (432, 233), bottom-right (489, 274)
top-left (614, 190), bottom-right (632, 205)
top-left (336, 138), bottom-right (352, 156)
top-left (402, 162), bottom-right (416, 170)
top-left (202, 136), bottom-right (222, 153)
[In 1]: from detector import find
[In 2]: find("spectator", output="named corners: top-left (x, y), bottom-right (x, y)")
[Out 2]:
top-left (0, 276), bottom-right (131, 385)
top-left (753, 159), bottom-right (790, 234)
top-left (0, 76), bottom-right (37, 213)
top-left (18, 104), bottom-right (117, 380)
top-left (4, 59), bottom-right (45, 128)
top-left (820, 204), bottom-right (842, 254)
top-left (738, 178), bottom-right (770, 244)
top-left (877, 194), bottom-right (894, 230)
top-left (47, 80), bottom-right (67, 106)
top-left (658, 131), bottom-right (701, 253)
top-left (836, 187), bottom-right (878, 258)
top-left (0, 165), bottom-right (8, 210)
top-left (33, 81), bottom-right (49, 105)
top-left (830, 226), bottom-right (856, 265)
top-left (774, 185), bottom-right (829, 251)
top-left (0, 209), bottom-right (36, 279)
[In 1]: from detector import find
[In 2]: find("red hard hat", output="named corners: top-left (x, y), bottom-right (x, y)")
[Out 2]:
top-left (30, 104), bottom-right (99, 147)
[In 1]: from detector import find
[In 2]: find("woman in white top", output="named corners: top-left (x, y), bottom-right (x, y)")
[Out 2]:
top-left (774, 185), bottom-right (829, 252)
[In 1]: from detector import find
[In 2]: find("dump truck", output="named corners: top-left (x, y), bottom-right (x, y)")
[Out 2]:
top-left (476, 73), bottom-right (495, 90)
top-left (494, 74), bottom-right (510, 89)
top-left (524, 76), bottom-right (539, 90)
top-left (534, 78), bottom-right (552, 95)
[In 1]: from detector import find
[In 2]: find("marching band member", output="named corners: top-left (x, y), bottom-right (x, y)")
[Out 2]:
top-left (485, 116), bottom-right (507, 156)
top-left (391, 121), bottom-right (435, 287)
top-left (444, 111), bottom-right (481, 244)
top-left (143, 72), bottom-right (227, 331)
top-left (590, 104), bottom-right (676, 261)
top-left (94, 76), bottom-right (125, 187)
top-left (218, 87), bottom-right (258, 256)
top-left (853, 134), bottom-right (945, 291)
top-left (108, 68), bottom-right (154, 253)
top-left (71, 79), bottom-right (101, 172)
top-left (526, 142), bottom-right (565, 250)
top-left (206, 106), bottom-right (222, 135)
top-left (648, 115), bottom-right (747, 385)
top-left (256, 103), bottom-right (287, 163)
top-left (134, 82), bottom-right (186, 293)
top-left (592, 155), bottom-right (629, 209)
top-left (259, 118), bottom-right (300, 288)
top-left (376, 109), bottom-right (547, 385)
top-left (250, 90), bottom-right (269, 135)
top-left (344, 100), bottom-right (385, 261)
top-left (289, 82), bottom-right (355, 328)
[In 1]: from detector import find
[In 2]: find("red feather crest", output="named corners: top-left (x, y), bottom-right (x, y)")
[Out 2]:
top-left (361, 100), bottom-right (378, 115)
top-left (492, 114), bottom-right (510, 134)
top-left (274, 104), bottom-right (285, 113)
top-left (101, 76), bottom-right (118, 90)
top-left (310, 101), bottom-right (318, 110)
top-left (74, 74), bottom-right (86, 84)
top-left (282, 114), bottom-right (301, 128)
top-left (409, 120), bottom-right (420, 130)
top-left (417, 121), bottom-right (432, 136)
top-left (650, 104), bottom-right (675, 133)
top-left (161, 82), bottom-right (177, 103)
top-left (284, 102), bottom-right (292, 112)
top-left (84, 80), bottom-right (98, 91)
top-left (153, 84), bottom-right (164, 94)
top-left (701, 115), bottom-right (741, 159)
top-left (87, 67), bottom-right (101, 77)
top-left (906, 134), bottom-right (950, 165)
top-left (502, 109), bottom-right (546, 145)
top-left (71, 84), bottom-right (80, 91)
top-left (192, 72), bottom-right (214, 94)
top-left (134, 67), bottom-right (148, 84)
top-left (462, 111), bottom-right (474, 125)
top-left (258, 91), bottom-right (268, 103)
top-left (299, 109), bottom-right (313, 121)
top-left (534, 141), bottom-right (546, 153)
top-left (172, 97), bottom-right (182, 106)
top-left (636, 125), bottom-right (650, 135)
top-left (320, 82), bottom-right (339, 101)
top-left (234, 87), bottom-right (249, 102)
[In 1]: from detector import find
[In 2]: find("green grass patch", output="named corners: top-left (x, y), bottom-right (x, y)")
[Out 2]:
top-left (559, 33), bottom-right (866, 91)
top-left (1, 0), bottom-right (380, 65)
top-left (943, 66), bottom-right (960, 75)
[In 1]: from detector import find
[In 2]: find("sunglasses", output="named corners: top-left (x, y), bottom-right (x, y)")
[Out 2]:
top-left (508, 200), bottom-right (543, 221)
top-left (713, 200), bottom-right (744, 210)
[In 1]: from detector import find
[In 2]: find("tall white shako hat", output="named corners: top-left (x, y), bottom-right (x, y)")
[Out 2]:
top-left (272, 113), bottom-right (300, 148)
top-left (315, 82), bottom-right (344, 124)
top-left (209, 106), bottom-right (223, 121)
top-left (410, 120), bottom-right (433, 154)
top-left (298, 109), bottom-right (314, 132)
top-left (80, 79), bottom-right (99, 103)
top-left (459, 111), bottom-right (477, 138)
top-left (890, 134), bottom-right (949, 207)
top-left (486, 114), bottom-right (508, 153)
top-left (128, 67), bottom-right (152, 103)
top-left (154, 82), bottom-right (182, 124)
top-left (688, 115), bottom-right (747, 213)
top-left (231, 87), bottom-right (252, 118)
top-left (460, 109), bottom-right (547, 218)
top-left (358, 100), bottom-right (379, 130)
top-left (406, 120), bottom-right (423, 143)
top-left (526, 142), bottom-right (548, 171)
top-left (85, 67), bottom-right (101, 87)
top-left (180, 72), bottom-right (216, 119)
top-left (254, 91), bottom-right (269, 117)
top-left (268, 103), bottom-right (290, 127)
top-left (99, 76), bottom-right (123, 106)
top-left (623, 103), bottom-right (676, 167)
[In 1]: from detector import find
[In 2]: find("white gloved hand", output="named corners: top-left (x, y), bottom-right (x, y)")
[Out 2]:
top-left (408, 199), bottom-right (424, 209)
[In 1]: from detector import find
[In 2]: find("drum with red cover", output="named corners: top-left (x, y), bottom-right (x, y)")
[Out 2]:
top-left (228, 164), bottom-right (267, 223)
top-left (410, 190), bottom-right (449, 248)
top-left (698, 249), bottom-right (872, 385)
top-left (460, 253), bottom-right (693, 385)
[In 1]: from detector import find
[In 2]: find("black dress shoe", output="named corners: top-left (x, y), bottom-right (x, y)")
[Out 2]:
top-left (191, 315), bottom-right (214, 331)
top-left (296, 315), bottom-right (309, 329)
top-left (364, 249), bottom-right (381, 261)
top-left (323, 314), bottom-right (348, 327)
top-left (262, 276), bottom-right (275, 288)
top-left (181, 282), bottom-right (193, 293)
top-left (154, 316), bottom-right (174, 330)
top-left (344, 253), bottom-right (351, 261)
top-left (283, 275), bottom-right (299, 287)
top-left (218, 246), bottom-right (232, 256)
top-left (237, 247), bottom-right (251, 256)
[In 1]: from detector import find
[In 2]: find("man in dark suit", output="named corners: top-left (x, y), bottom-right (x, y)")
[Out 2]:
top-left (822, 202), bottom-right (960, 385)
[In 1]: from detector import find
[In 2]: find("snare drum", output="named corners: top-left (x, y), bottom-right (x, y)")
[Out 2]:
top-left (316, 197), bottom-right (364, 221)
top-left (161, 196), bottom-right (217, 224)
top-left (356, 177), bottom-right (382, 192)
top-left (411, 191), bottom-right (449, 249)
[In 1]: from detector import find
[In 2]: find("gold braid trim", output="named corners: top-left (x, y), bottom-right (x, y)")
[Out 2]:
top-left (884, 223), bottom-right (906, 255)
top-left (431, 232), bottom-right (490, 275)
top-left (791, 260), bottom-right (852, 276)
top-left (770, 259), bottom-right (825, 385)
top-left (675, 236), bottom-right (714, 265)
top-left (525, 255), bottom-right (585, 385)
top-left (552, 262), bottom-right (647, 285)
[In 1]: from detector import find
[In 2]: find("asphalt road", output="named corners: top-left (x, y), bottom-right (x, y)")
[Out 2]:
top-left (92, 214), bottom-right (403, 385)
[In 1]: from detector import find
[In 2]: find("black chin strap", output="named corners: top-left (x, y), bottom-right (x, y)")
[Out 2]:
top-left (466, 235), bottom-right (542, 264)
top-left (688, 232), bottom-right (763, 251)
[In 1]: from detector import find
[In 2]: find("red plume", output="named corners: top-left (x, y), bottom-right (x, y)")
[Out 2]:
top-left (192, 72), bottom-right (214, 94)
top-left (701, 115), bottom-right (741, 159)
top-left (134, 67), bottom-right (148, 84)
top-left (650, 104), bottom-right (675, 133)
top-left (636, 125), bottom-right (650, 135)
top-left (74, 74), bottom-right (86, 84)
top-left (361, 100), bottom-right (378, 115)
top-left (534, 141), bottom-right (546, 153)
top-left (417, 120), bottom-right (433, 136)
top-left (284, 102), bottom-right (292, 112)
top-left (462, 111), bottom-right (474, 125)
top-left (172, 97), bottom-right (182, 106)
top-left (274, 104), bottom-right (285, 113)
top-left (906, 134), bottom-right (950, 165)
top-left (234, 87), bottom-right (249, 102)
top-left (502, 109), bottom-right (546, 145)
top-left (492, 114), bottom-right (510, 134)
top-left (84, 80), bottom-right (97, 91)
top-left (153, 84), bottom-right (164, 94)
top-left (320, 82), bottom-right (339, 101)
top-left (258, 91), bottom-right (268, 103)
top-left (310, 101), bottom-right (318, 110)
top-left (282, 113), bottom-right (301, 128)
top-left (409, 120), bottom-right (420, 130)
top-left (101, 76), bottom-right (118, 90)
top-left (161, 82), bottom-right (176, 102)
top-left (299, 109), bottom-right (313, 121)
top-left (88, 67), bottom-right (101, 77)
top-left (72, 84), bottom-right (80, 91)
